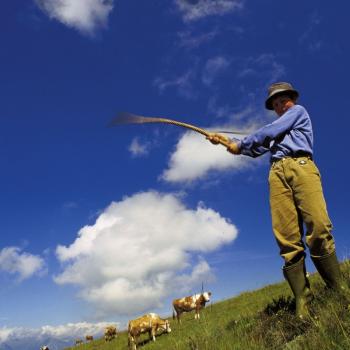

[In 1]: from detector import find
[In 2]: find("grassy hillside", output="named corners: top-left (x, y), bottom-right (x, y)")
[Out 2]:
top-left (65, 260), bottom-right (350, 350)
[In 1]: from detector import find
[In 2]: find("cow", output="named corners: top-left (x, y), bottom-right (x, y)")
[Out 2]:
top-left (128, 313), bottom-right (171, 350)
top-left (85, 335), bottom-right (94, 342)
top-left (172, 291), bottom-right (211, 322)
top-left (104, 325), bottom-right (117, 341)
top-left (74, 339), bottom-right (83, 346)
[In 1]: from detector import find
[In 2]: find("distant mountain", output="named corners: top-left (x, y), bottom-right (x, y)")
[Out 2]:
top-left (1, 335), bottom-right (73, 350)
top-left (0, 322), bottom-right (116, 350)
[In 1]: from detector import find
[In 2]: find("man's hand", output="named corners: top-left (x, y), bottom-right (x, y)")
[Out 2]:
top-left (206, 133), bottom-right (229, 145)
top-left (207, 133), bottom-right (240, 154)
top-left (226, 142), bottom-right (240, 155)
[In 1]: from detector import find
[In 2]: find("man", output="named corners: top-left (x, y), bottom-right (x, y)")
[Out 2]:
top-left (208, 82), bottom-right (347, 318)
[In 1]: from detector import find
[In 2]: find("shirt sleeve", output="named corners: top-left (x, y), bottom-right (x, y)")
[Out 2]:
top-left (239, 105), bottom-right (303, 157)
top-left (238, 142), bottom-right (270, 158)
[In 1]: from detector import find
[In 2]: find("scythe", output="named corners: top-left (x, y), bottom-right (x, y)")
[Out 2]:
top-left (109, 112), bottom-right (246, 148)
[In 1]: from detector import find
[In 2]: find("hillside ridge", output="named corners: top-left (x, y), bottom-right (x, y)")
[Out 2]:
top-left (64, 260), bottom-right (350, 350)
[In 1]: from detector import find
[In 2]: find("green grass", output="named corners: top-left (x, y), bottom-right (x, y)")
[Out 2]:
top-left (64, 260), bottom-right (350, 350)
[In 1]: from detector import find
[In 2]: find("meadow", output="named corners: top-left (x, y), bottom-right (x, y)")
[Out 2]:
top-left (65, 260), bottom-right (350, 350)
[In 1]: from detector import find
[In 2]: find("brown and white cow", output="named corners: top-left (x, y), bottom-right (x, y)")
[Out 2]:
top-left (74, 339), bottom-right (83, 346)
top-left (172, 292), bottom-right (211, 322)
top-left (85, 335), bottom-right (94, 342)
top-left (104, 325), bottom-right (117, 341)
top-left (128, 313), bottom-right (171, 350)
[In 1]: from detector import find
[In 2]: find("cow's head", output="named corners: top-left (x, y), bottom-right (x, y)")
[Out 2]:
top-left (161, 320), bottom-right (171, 333)
top-left (202, 291), bottom-right (211, 302)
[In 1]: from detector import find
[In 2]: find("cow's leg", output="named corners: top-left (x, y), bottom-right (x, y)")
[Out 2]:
top-left (195, 307), bottom-right (200, 320)
top-left (134, 335), bottom-right (138, 350)
top-left (151, 326), bottom-right (156, 341)
top-left (128, 334), bottom-right (136, 350)
top-left (148, 329), bottom-right (153, 342)
top-left (176, 310), bottom-right (182, 324)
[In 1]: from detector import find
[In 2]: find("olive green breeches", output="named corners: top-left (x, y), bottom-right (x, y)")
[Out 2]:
top-left (269, 156), bottom-right (335, 265)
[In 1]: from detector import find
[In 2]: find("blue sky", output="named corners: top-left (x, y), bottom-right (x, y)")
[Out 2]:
top-left (1, 0), bottom-right (350, 348)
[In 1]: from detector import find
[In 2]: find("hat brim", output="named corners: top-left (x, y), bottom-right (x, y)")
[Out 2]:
top-left (265, 89), bottom-right (299, 110)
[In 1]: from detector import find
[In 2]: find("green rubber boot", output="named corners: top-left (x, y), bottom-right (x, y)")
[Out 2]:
top-left (283, 258), bottom-right (313, 319)
top-left (311, 251), bottom-right (349, 295)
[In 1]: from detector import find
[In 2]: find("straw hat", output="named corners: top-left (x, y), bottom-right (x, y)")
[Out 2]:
top-left (265, 82), bottom-right (299, 110)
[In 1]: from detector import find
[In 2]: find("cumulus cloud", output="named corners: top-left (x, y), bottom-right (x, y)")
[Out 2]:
top-left (161, 131), bottom-right (253, 183)
top-left (175, 0), bottom-right (244, 22)
top-left (0, 246), bottom-right (46, 281)
top-left (54, 191), bottom-right (237, 317)
top-left (0, 322), bottom-right (114, 350)
top-left (128, 137), bottom-right (150, 157)
top-left (35, 0), bottom-right (114, 35)
top-left (0, 328), bottom-right (12, 343)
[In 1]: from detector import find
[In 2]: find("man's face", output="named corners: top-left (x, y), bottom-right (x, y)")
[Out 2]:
top-left (272, 95), bottom-right (295, 116)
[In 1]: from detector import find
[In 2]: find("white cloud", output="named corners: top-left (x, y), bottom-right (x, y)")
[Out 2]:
top-left (175, 0), bottom-right (244, 22)
top-left (237, 53), bottom-right (286, 84)
top-left (54, 191), bottom-right (237, 317)
top-left (207, 98), bottom-right (273, 130)
top-left (161, 131), bottom-right (252, 183)
top-left (63, 201), bottom-right (79, 210)
top-left (0, 247), bottom-right (46, 281)
top-left (255, 54), bottom-right (285, 83)
top-left (204, 54), bottom-right (286, 126)
top-left (208, 97), bottom-right (256, 121)
top-left (299, 11), bottom-right (323, 52)
top-left (202, 56), bottom-right (231, 86)
top-left (35, 0), bottom-right (114, 35)
top-left (0, 328), bottom-right (12, 343)
top-left (177, 29), bottom-right (219, 49)
top-left (0, 322), bottom-right (114, 350)
top-left (128, 137), bottom-right (150, 157)
top-left (153, 70), bottom-right (197, 99)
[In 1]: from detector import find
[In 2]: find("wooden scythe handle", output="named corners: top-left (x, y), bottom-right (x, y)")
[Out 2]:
top-left (109, 112), bottom-right (238, 148)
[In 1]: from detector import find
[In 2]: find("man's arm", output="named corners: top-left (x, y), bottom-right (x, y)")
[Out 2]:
top-left (238, 143), bottom-right (270, 157)
top-left (240, 105), bottom-right (303, 153)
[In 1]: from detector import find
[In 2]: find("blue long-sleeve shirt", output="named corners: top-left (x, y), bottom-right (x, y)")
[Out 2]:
top-left (238, 105), bottom-right (313, 162)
